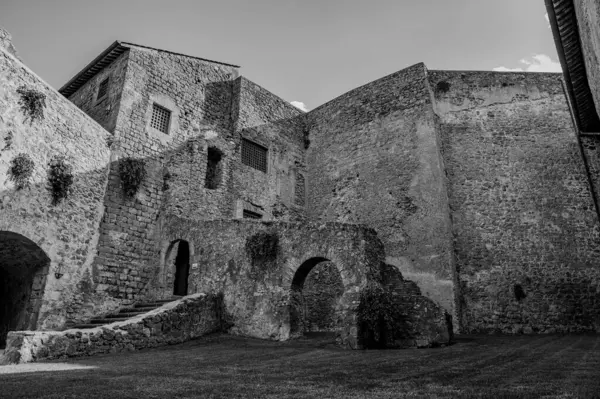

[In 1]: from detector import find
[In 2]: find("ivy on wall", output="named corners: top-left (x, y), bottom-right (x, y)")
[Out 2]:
top-left (47, 155), bottom-right (74, 205)
top-left (16, 86), bottom-right (46, 125)
top-left (245, 231), bottom-right (280, 277)
top-left (7, 153), bottom-right (34, 190)
top-left (119, 157), bottom-right (147, 198)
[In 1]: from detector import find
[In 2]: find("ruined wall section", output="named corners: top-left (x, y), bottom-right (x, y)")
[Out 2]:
top-left (574, 0), bottom-right (600, 120)
top-left (87, 46), bottom-right (239, 302)
top-left (305, 63), bottom-right (456, 321)
top-left (230, 77), bottom-right (305, 221)
top-left (0, 42), bottom-right (113, 330)
top-left (430, 70), bottom-right (600, 334)
top-left (66, 52), bottom-right (129, 134)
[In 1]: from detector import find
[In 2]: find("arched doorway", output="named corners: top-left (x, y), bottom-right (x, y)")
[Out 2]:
top-left (0, 231), bottom-right (50, 348)
top-left (167, 240), bottom-right (190, 296)
top-left (289, 257), bottom-right (344, 339)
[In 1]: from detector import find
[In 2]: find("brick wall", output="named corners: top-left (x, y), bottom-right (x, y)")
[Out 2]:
top-left (430, 70), bottom-right (600, 333)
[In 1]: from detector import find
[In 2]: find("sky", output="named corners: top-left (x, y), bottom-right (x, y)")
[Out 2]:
top-left (1, 0), bottom-right (560, 111)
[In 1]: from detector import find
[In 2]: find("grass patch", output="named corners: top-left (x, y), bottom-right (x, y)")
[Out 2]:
top-left (1, 334), bottom-right (600, 398)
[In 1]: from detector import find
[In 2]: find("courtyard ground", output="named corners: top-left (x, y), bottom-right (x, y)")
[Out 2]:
top-left (0, 333), bottom-right (599, 398)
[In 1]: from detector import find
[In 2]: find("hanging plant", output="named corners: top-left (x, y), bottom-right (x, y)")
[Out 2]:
top-left (7, 153), bottom-right (34, 190)
top-left (47, 155), bottom-right (74, 205)
top-left (16, 86), bottom-right (46, 125)
top-left (119, 157), bottom-right (147, 198)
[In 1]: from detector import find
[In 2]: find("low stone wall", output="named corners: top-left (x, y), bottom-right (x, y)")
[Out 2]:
top-left (0, 293), bottom-right (221, 364)
top-left (382, 263), bottom-right (452, 348)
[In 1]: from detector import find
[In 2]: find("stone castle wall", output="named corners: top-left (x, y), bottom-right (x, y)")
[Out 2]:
top-left (0, 37), bottom-right (114, 332)
top-left (430, 70), bottom-right (600, 333)
top-left (230, 77), bottom-right (306, 221)
top-left (305, 63), bottom-right (457, 325)
top-left (65, 46), bottom-right (310, 308)
top-left (574, 0), bottom-right (600, 121)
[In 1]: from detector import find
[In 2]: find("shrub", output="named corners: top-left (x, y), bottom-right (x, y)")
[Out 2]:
top-left (119, 157), bottom-right (146, 198)
top-left (16, 86), bottom-right (46, 125)
top-left (47, 155), bottom-right (74, 205)
top-left (436, 81), bottom-right (451, 94)
top-left (2, 130), bottom-right (13, 152)
top-left (245, 231), bottom-right (279, 278)
top-left (7, 153), bottom-right (34, 190)
top-left (162, 170), bottom-right (172, 191)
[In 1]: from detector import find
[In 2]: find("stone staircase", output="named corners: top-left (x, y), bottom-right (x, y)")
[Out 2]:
top-left (68, 296), bottom-right (182, 329)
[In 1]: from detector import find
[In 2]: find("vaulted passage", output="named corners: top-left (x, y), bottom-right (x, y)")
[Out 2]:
top-left (289, 257), bottom-right (344, 338)
top-left (0, 231), bottom-right (50, 348)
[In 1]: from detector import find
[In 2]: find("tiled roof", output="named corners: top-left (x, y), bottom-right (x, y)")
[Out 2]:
top-left (545, 0), bottom-right (600, 132)
top-left (59, 41), bottom-right (239, 98)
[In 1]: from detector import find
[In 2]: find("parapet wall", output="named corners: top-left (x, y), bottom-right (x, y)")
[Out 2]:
top-left (430, 70), bottom-right (600, 333)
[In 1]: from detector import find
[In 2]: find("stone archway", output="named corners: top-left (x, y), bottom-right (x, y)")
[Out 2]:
top-left (289, 257), bottom-right (344, 339)
top-left (0, 231), bottom-right (50, 348)
top-left (164, 239), bottom-right (191, 297)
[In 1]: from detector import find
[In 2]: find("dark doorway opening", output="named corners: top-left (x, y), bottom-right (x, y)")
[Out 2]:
top-left (172, 240), bottom-right (190, 296)
top-left (289, 257), bottom-right (344, 340)
top-left (0, 231), bottom-right (50, 348)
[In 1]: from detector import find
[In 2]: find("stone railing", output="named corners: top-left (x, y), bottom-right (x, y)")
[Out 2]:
top-left (1, 293), bottom-right (222, 364)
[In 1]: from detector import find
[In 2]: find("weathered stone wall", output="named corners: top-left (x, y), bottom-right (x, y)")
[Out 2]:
top-left (1, 293), bottom-right (221, 364)
top-left (64, 45), bottom-right (310, 305)
top-left (84, 45), bottom-right (239, 303)
top-left (574, 0), bottom-right (600, 121)
top-left (0, 42), bottom-right (113, 332)
top-left (67, 51), bottom-right (129, 134)
top-left (157, 218), bottom-right (385, 348)
top-left (231, 77), bottom-right (306, 221)
top-left (430, 70), bottom-right (600, 333)
top-left (305, 63), bottom-right (456, 324)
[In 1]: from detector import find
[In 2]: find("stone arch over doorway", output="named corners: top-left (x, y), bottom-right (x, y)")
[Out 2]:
top-left (289, 257), bottom-right (344, 338)
top-left (162, 239), bottom-right (193, 297)
top-left (0, 231), bottom-right (50, 348)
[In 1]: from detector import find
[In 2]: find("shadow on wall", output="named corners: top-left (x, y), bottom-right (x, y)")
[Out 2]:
top-left (0, 231), bottom-right (50, 348)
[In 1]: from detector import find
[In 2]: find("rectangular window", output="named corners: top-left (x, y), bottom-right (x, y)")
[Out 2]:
top-left (241, 138), bottom-right (267, 173)
top-left (243, 209), bottom-right (262, 219)
top-left (150, 103), bottom-right (171, 134)
top-left (205, 147), bottom-right (223, 189)
top-left (96, 77), bottom-right (109, 102)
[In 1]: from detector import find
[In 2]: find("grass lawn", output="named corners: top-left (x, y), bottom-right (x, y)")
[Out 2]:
top-left (1, 333), bottom-right (599, 398)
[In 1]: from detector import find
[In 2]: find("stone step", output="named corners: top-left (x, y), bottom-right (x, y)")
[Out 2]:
top-left (108, 312), bottom-right (146, 318)
top-left (134, 302), bottom-right (171, 308)
top-left (68, 324), bottom-right (98, 329)
top-left (90, 318), bottom-right (129, 324)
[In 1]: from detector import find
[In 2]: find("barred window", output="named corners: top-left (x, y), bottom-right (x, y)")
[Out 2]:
top-left (97, 78), bottom-right (109, 101)
top-left (243, 209), bottom-right (262, 219)
top-left (150, 104), bottom-right (171, 134)
top-left (241, 139), bottom-right (267, 172)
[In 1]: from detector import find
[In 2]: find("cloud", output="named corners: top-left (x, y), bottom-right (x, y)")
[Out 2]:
top-left (493, 54), bottom-right (562, 73)
top-left (290, 101), bottom-right (308, 112)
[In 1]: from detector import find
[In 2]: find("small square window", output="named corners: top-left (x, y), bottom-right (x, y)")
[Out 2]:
top-left (243, 209), bottom-right (262, 219)
top-left (151, 104), bottom-right (171, 134)
top-left (241, 139), bottom-right (267, 173)
top-left (96, 78), bottom-right (109, 102)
